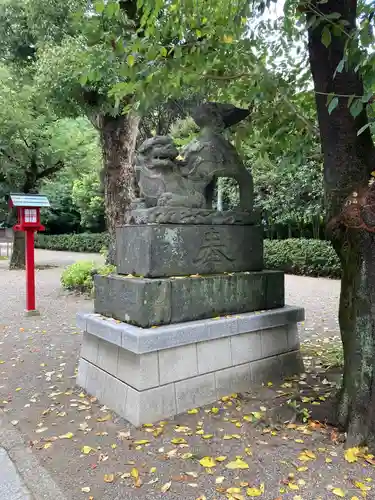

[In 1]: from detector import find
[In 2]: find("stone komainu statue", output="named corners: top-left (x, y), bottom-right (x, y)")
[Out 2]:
top-left (134, 102), bottom-right (254, 212)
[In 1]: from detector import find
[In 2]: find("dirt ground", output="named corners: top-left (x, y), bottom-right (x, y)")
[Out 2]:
top-left (1, 251), bottom-right (372, 500)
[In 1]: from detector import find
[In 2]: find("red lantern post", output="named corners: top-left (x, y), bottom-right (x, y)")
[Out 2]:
top-left (9, 194), bottom-right (50, 316)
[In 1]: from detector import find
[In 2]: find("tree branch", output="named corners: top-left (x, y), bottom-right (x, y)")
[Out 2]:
top-left (36, 160), bottom-right (64, 180)
top-left (0, 147), bottom-right (23, 167)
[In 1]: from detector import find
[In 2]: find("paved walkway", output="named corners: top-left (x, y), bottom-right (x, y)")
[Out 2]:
top-left (0, 250), bottom-right (348, 499)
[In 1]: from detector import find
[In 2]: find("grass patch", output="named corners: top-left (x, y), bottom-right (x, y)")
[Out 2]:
top-left (301, 336), bottom-right (343, 370)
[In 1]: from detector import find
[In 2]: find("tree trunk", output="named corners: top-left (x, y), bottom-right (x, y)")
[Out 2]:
top-left (99, 112), bottom-right (140, 264)
top-left (9, 230), bottom-right (25, 270)
top-left (307, 0), bottom-right (375, 447)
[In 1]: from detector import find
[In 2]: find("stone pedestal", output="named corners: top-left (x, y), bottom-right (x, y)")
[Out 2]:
top-left (116, 224), bottom-right (263, 277)
top-left (77, 306), bottom-right (304, 426)
top-left (77, 219), bottom-right (304, 426)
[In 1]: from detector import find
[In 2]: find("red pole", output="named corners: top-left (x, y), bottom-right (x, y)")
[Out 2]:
top-left (25, 229), bottom-right (36, 312)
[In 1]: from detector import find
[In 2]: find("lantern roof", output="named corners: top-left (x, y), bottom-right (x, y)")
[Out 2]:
top-left (9, 193), bottom-right (50, 208)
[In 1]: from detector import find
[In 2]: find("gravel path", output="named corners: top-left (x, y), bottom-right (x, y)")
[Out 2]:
top-left (0, 250), bottom-right (356, 500)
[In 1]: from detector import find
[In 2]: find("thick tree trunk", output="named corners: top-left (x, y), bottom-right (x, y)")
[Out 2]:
top-left (99, 113), bottom-right (140, 264)
top-left (9, 230), bottom-right (25, 270)
top-left (307, 0), bottom-right (375, 446)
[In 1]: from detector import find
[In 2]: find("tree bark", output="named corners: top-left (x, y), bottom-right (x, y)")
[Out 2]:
top-left (307, 0), bottom-right (375, 447)
top-left (99, 112), bottom-right (139, 264)
top-left (9, 230), bottom-right (25, 270)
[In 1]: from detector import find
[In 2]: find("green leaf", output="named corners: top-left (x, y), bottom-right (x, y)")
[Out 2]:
top-left (306, 15), bottom-right (317, 29)
top-left (357, 123), bottom-right (371, 136)
top-left (347, 95), bottom-right (356, 108)
top-left (362, 91), bottom-right (373, 103)
top-left (326, 93), bottom-right (335, 105)
top-left (328, 96), bottom-right (339, 115)
top-left (321, 26), bottom-right (332, 48)
top-left (127, 54), bottom-right (135, 67)
top-left (105, 1), bottom-right (119, 18)
top-left (350, 99), bottom-right (364, 118)
top-left (94, 0), bottom-right (105, 14)
top-left (335, 59), bottom-right (345, 75)
top-left (160, 47), bottom-right (167, 57)
top-left (326, 12), bottom-right (341, 20)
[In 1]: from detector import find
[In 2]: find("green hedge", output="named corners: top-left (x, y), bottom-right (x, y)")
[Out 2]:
top-left (36, 233), bottom-right (109, 253)
top-left (61, 261), bottom-right (115, 294)
top-left (264, 238), bottom-right (341, 278)
top-left (37, 233), bottom-right (341, 279)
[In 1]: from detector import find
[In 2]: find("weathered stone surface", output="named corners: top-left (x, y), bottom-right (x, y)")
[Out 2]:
top-left (94, 274), bottom-right (171, 327)
top-left (94, 270), bottom-right (284, 327)
top-left (170, 271), bottom-right (273, 323)
top-left (125, 207), bottom-right (259, 225)
top-left (116, 224), bottom-right (263, 277)
top-left (133, 103), bottom-right (254, 213)
top-left (80, 305), bottom-right (305, 354)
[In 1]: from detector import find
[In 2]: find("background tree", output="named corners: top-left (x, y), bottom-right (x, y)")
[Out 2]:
top-left (0, 68), bottom-right (67, 267)
top-left (0, 0), bottom-right (142, 262)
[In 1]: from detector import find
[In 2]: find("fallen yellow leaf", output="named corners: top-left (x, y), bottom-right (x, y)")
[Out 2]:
top-left (215, 456), bottom-right (227, 462)
top-left (225, 458), bottom-right (249, 470)
top-left (161, 481), bottom-right (171, 493)
top-left (187, 408), bottom-right (199, 414)
top-left (134, 440), bottom-right (150, 445)
top-left (59, 432), bottom-right (74, 439)
top-left (81, 445), bottom-right (96, 455)
top-left (298, 450), bottom-right (316, 462)
top-left (104, 473), bottom-right (115, 483)
top-left (43, 442), bottom-right (52, 450)
top-left (353, 481), bottom-right (371, 492)
top-left (332, 488), bottom-right (346, 497)
top-left (131, 468), bottom-right (139, 479)
top-left (227, 487), bottom-right (241, 493)
top-left (97, 414), bottom-right (111, 422)
top-left (344, 447), bottom-right (361, 463)
top-left (246, 484), bottom-right (264, 497)
top-left (199, 457), bottom-right (216, 468)
top-left (216, 476), bottom-right (225, 484)
top-left (288, 483), bottom-right (299, 491)
top-left (202, 434), bottom-right (213, 439)
top-left (171, 438), bottom-right (187, 444)
top-left (81, 486), bottom-right (90, 493)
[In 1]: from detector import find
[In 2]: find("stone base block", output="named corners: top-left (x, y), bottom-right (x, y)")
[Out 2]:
top-left (94, 270), bottom-right (284, 327)
top-left (77, 305), bottom-right (304, 426)
top-left (116, 224), bottom-right (263, 277)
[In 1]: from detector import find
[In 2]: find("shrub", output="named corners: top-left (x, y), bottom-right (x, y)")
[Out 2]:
top-left (264, 238), bottom-right (341, 278)
top-left (61, 260), bottom-right (115, 294)
top-left (36, 233), bottom-right (109, 253)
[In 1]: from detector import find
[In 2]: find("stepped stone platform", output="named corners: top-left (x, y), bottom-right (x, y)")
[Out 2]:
top-left (76, 101), bottom-right (304, 426)
top-left (77, 305), bottom-right (304, 426)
